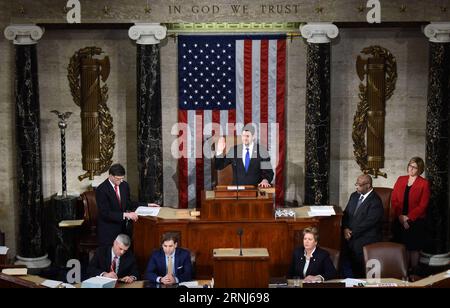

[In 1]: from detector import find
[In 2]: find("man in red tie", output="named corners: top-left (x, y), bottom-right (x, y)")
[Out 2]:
top-left (96, 163), bottom-right (159, 246)
top-left (87, 234), bottom-right (139, 283)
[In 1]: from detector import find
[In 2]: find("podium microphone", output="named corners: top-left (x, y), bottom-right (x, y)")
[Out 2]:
top-left (237, 228), bottom-right (243, 256)
top-left (233, 153), bottom-right (239, 201)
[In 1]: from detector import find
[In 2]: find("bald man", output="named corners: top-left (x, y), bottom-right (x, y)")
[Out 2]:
top-left (341, 174), bottom-right (383, 278)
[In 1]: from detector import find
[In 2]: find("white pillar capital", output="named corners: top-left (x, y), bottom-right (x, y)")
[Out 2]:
top-left (424, 22), bottom-right (450, 43)
top-left (300, 22), bottom-right (339, 44)
top-left (128, 23), bottom-right (167, 45)
top-left (4, 24), bottom-right (44, 45)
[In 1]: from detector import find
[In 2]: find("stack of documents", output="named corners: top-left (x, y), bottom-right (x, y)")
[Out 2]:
top-left (307, 206), bottom-right (335, 217)
top-left (81, 276), bottom-right (117, 288)
top-left (135, 206), bottom-right (161, 217)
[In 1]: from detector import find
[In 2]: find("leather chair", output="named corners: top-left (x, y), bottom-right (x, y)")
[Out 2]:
top-left (321, 246), bottom-right (340, 275)
top-left (78, 191), bottom-right (98, 262)
top-left (373, 187), bottom-right (394, 241)
top-left (213, 135), bottom-right (242, 186)
top-left (363, 242), bottom-right (408, 279)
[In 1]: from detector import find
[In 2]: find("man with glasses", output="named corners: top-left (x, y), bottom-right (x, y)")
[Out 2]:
top-left (96, 163), bottom-right (158, 246)
top-left (341, 174), bottom-right (383, 278)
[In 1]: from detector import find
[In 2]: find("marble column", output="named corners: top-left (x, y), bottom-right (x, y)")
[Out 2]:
top-left (128, 24), bottom-right (167, 205)
top-left (300, 23), bottom-right (339, 205)
top-left (4, 25), bottom-right (50, 268)
top-left (423, 23), bottom-right (450, 254)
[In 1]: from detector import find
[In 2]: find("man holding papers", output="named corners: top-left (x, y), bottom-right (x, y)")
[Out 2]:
top-left (96, 163), bottom-right (159, 246)
top-left (87, 234), bottom-right (139, 284)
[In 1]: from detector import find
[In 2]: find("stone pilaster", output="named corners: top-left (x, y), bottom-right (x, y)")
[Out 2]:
top-left (423, 22), bottom-right (450, 254)
top-left (4, 24), bottom-right (50, 268)
top-left (300, 23), bottom-right (339, 205)
top-left (129, 24), bottom-right (167, 205)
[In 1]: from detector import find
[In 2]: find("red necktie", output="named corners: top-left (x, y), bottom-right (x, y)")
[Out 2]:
top-left (114, 185), bottom-right (121, 209)
top-left (111, 256), bottom-right (118, 273)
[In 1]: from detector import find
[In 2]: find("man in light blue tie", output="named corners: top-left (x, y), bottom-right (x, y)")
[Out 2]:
top-left (215, 124), bottom-right (274, 187)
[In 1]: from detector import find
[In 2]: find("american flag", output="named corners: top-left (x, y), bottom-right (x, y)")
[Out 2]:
top-left (177, 35), bottom-right (286, 208)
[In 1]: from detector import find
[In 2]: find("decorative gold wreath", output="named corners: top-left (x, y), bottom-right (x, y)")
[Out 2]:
top-left (352, 46), bottom-right (397, 178)
top-left (68, 47), bottom-right (115, 180)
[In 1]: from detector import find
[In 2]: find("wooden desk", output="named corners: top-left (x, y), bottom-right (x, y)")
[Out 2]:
top-left (0, 274), bottom-right (45, 288)
top-left (133, 207), bottom-right (342, 279)
top-left (213, 248), bottom-right (269, 288)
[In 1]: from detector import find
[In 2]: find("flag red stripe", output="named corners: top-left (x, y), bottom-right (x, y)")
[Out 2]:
top-left (276, 40), bottom-right (286, 206)
top-left (260, 40), bottom-right (269, 148)
top-left (212, 110), bottom-right (220, 135)
top-left (178, 110), bottom-right (188, 208)
top-left (244, 40), bottom-right (252, 125)
top-left (195, 110), bottom-right (204, 209)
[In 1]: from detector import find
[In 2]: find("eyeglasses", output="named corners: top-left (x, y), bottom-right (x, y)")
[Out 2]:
top-left (355, 182), bottom-right (369, 187)
top-left (408, 164), bottom-right (418, 170)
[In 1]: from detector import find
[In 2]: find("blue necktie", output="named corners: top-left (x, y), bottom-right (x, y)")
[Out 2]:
top-left (244, 148), bottom-right (250, 172)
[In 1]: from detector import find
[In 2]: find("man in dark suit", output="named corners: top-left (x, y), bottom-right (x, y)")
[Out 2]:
top-left (214, 124), bottom-right (274, 187)
top-left (96, 163), bottom-right (158, 246)
top-left (87, 234), bottom-right (139, 284)
top-left (144, 233), bottom-right (192, 285)
top-left (342, 174), bottom-right (384, 278)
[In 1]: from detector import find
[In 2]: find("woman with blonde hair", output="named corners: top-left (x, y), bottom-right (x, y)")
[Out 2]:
top-left (391, 156), bottom-right (430, 274)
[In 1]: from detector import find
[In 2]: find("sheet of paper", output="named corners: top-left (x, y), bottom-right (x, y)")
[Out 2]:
top-left (307, 206), bottom-right (335, 216)
top-left (135, 206), bottom-right (160, 217)
top-left (179, 281), bottom-right (199, 288)
top-left (0, 246), bottom-right (8, 255)
top-left (340, 278), bottom-right (366, 287)
top-left (227, 186), bottom-right (246, 190)
top-left (41, 279), bottom-right (63, 288)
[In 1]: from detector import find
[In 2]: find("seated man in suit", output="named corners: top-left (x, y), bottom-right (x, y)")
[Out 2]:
top-left (87, 234), bottom-right (139, 284)
top-left (144, 233), bottom-right (192, 285)
top-left (96, 163), bottom-right (159, 246)
top-left (288, 227), bottom-right (337, 282)
top-left (341, 174), bottom-right (384, 278)
top-left (215, 124), bottom-right (273, 188)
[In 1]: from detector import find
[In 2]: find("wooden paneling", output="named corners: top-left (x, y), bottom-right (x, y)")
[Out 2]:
top-left (133, 209), bottom-right (342, 279)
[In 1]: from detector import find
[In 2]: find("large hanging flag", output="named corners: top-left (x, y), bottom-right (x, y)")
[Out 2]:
top-left (177, 35), bottom-right (286, 208)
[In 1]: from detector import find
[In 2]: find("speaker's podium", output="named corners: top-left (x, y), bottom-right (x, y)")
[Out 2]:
top-left (213, 248), bottom-right (269, 288)
top-left (201, 186), bottom-right (274, 220)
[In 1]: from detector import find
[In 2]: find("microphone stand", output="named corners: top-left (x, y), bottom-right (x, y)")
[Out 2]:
top-left (237, 228), bottom-right (243, 256)
top-left (234, 151), bottom-right (240, 201)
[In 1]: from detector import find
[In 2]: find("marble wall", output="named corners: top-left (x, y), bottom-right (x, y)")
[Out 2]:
top-left (330, 27), bottom-right (428, 208)
top-left (0, 25), bottom-right (430, 255)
